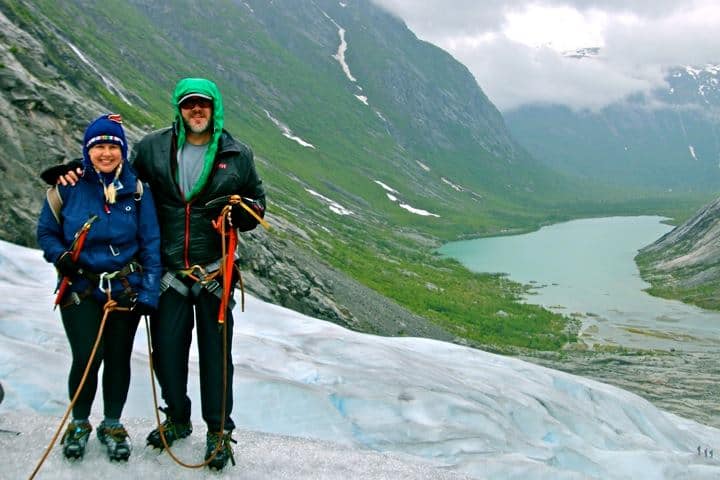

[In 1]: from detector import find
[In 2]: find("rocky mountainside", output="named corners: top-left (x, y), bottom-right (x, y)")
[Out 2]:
top-left (636, 196), bottom-right (720, 310)
top-left (0, 1), bottom-right (476, 339)
top-left (505, 55), bottom-right (720, 192)
top-left (0, 0), bottom-right (582, 348)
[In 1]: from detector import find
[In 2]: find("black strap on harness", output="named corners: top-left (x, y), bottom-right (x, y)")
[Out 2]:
top-left (160, 259), bottom-right (236, 310)
top-left (61, 260), bottom-right (142, 308)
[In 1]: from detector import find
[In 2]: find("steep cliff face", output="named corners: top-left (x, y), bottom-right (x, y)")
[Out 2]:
top-left (0, 9), bottom-right (84, 245)
top-left (637, 197), bottom-right (720, 309)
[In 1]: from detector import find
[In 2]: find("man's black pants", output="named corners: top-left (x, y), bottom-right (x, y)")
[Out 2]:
top-left (150, 282), bottom-right (235, 432)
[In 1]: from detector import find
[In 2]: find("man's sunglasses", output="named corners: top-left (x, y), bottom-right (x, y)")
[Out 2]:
top-left (180, 97), bottom-right (212, 109)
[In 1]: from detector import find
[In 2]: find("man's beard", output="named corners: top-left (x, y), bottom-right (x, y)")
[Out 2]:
top-left (185, 117), bottom-right (211, 135)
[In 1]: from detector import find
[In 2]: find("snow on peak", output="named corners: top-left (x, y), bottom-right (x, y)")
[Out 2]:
top-left (264, 110), bottom-right (316, 149)
top-left (305, 188), bottom-right (353, 215)
top-left (686, 66), bottom-right (702, 78)
top-left (685, 64), bottom-right (720, 78)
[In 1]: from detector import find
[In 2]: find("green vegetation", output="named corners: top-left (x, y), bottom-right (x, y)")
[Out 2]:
top-left (319, 237), bottom-right (575, 350)
top-left (2, 0), bottom-right (711, 353)
top-left (641, 280), bottom-right (720, 311)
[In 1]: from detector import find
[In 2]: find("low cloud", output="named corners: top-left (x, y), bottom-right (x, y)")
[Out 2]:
top-left (372, 0), bottom-right (720, 111)
top-left (443, 38), bottom-right (666, 112)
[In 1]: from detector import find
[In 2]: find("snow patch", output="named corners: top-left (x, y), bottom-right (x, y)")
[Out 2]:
top-left (416, 161), bottom-right (431, 172)
top-left (63, 39), bottom-right (132, 105)
top-left (374, 181), bottom-right (440, 217)
top-left (398, 203), bottom-right (440, 217)
top-left (305, 188), bottom-right (353, 215)
top-left (264, 110), bottom-right (316, 149)
top-left (354, 94), bottom-right (368, 105)
top-left (689, 145), bottom-right (698, 160)
top-left (333, 27), bottom-right (356, 82)
top-left (441, 177), bottom-right (464, 192)
top-left (373, 180), bottom-right (399, 194)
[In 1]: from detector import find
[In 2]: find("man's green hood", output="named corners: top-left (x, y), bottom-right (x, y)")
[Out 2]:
top-left (172, 77), bottom-right (224, 201)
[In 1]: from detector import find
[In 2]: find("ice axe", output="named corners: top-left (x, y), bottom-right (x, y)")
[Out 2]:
top-left (53, 214), bottom-right (98, 309)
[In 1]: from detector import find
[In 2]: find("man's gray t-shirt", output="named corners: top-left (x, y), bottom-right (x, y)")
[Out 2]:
top-left (178, 142), bottom-right (209, 198)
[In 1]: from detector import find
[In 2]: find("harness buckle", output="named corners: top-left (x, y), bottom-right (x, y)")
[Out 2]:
top-left (204, 279), bottom-right (221, 295)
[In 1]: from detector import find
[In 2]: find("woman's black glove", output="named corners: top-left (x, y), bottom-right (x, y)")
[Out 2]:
top-left (55, 252), bottom-right (82, 277)
top-left (228, 197), bottom-right (265, 231)
top-left (112, 292), bottom-right (155, 316)
top-left (133, 302), bottom-right (156, 317)
top-left (115, 293), bottom-right (138, 311)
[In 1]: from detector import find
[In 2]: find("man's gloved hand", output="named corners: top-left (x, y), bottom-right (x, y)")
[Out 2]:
top-left (55, 252), bottom-right (82, 277)
top-left (133, 302), bottom-right (156, 317)
top-left (228, 197), bottom-right (265, 231)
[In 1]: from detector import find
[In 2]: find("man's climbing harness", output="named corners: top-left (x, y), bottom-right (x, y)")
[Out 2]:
top-left (212, 195), bottom-right (269, 322)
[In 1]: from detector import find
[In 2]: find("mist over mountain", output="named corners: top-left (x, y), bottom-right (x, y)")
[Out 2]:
top-left (505, 49), bottom-right (720, 192)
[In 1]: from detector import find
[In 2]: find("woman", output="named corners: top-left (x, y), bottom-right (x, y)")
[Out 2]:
top-left (37, 113), bottom-right (161, 462)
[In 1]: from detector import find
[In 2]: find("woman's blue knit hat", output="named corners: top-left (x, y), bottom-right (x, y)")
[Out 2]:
top-left (82, 113), bottom-right (127, 166)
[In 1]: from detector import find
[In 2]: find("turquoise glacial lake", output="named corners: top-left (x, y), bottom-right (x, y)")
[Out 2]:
top-left (439, 216), bottom-right (720, 352)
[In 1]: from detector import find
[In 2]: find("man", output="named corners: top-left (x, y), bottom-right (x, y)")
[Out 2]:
top-left (44, 78), bottom-right (266, 470)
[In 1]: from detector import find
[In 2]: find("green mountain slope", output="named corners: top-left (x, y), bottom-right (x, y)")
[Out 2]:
top-left (0, 0), bottom-right (608, 350)
top-left (636, 196), bottom-right (720, 311)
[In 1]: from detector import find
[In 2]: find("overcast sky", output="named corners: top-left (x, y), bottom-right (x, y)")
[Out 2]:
top-left (371, 0), bottom-right (720, 112)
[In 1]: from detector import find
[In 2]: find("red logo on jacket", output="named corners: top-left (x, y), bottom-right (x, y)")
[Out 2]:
top-left (218, 163), bottom-right (227, 169)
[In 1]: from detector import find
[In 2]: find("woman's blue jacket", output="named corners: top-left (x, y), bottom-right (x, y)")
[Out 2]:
top-left (36, 162), bottom-right (161, 308)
